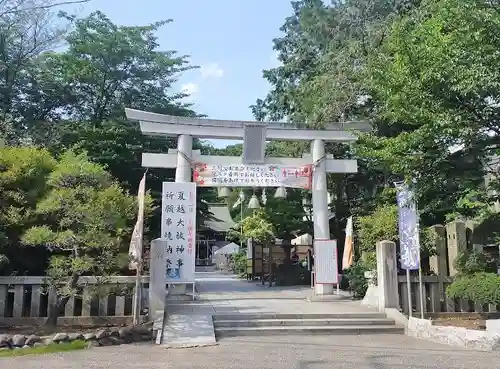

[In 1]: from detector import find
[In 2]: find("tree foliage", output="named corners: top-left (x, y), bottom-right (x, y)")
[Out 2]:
top-left (21, 149), bottom-right (153, 325)
top-left (227, 210), bottom-right (276, 244)
top-left (0, 8), bottom-right (213, 277)
top-left (250, 0), bottom-right (500, 266)
top-left (0, 147), bottom-right (56, 274)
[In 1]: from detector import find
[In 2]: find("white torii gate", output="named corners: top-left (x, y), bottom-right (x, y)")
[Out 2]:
top-left (125, 108), bottom-right (371, 295)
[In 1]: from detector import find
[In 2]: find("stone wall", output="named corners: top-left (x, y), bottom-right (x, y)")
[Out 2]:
top-left (407, 317), bottom-right (500, 351)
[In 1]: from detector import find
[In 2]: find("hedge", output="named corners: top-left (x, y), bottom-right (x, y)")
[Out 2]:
top-left (446, 272), bottom-right (500, 305)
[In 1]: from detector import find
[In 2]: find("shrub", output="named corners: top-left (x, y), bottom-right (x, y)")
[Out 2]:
top-left (343, 261), bottom-right (369, 299)
top-left (454, 249), bottom-right (496, 276)
top-left (230, 250), bottom-right (247, 278)
top-left (446, 272), bottom-right (500, 305)
top-left (356, 204), bottom-right (398, 256)
top-left (275, 262), bottom-right (310, 286)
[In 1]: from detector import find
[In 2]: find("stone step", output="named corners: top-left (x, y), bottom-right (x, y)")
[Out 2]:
top-left (213, 318), bottom-right (396, 328)
top-left (212, 312), bottom-right (387, 321)
top-left (215, 325), bottom-right (405, 337)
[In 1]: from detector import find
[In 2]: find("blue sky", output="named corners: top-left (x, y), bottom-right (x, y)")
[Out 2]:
top-left (73, 0), bottom-right (296, 147)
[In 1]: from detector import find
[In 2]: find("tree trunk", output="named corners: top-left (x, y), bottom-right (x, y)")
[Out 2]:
top-left (44, 273), bottom-right (80, 327)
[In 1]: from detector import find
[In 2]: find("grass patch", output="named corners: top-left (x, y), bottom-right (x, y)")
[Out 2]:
top-left (0, 340), bottom-right (88, 357)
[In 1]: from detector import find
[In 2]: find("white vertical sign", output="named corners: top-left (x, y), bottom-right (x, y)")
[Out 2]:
top-left (161, 182), bottom-right (197, 283)
top-left (314, 239), bottom-right (339, 284)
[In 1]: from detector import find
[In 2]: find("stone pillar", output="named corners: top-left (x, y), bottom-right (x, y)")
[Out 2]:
top-left (428, 225), bottom-right (447, 276)
top-left (175, 134), bottom-right (193, 182)
top-left (428, 225), bottom-right (447, 312)
top-left (311, 139), bottom-right (333, 295)
top-left (376, 240), bottom-right (399, 311)
top-left (446, 220), bottom-right (467, 276)
top-left (148, 238), bottom-right (167, 322)
top-left (466, 220), bottom-right (482, 252)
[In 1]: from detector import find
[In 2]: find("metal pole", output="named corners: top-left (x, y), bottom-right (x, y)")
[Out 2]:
top-left (132, 224), bottom-right (144, 326)
top-left (406, 269), bottom-right (413, 317)
top-left (133, 260), bottom-right (142, 325)
top-left (196, 239), bottom-right (199, 265)
top-left (240, 199), bottom-right (243, 249)
top-left (415, 190), bottom-right (425, 319)
top-left (418, 266), bottom-right (425, 319)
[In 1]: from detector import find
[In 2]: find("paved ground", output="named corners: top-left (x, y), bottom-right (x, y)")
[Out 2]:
top-left (168, 272), bottom-right (372, 315)
top-left (3, 335), bottom-right (499, 368)
top-left (3, 272), bottom-right (500, 368)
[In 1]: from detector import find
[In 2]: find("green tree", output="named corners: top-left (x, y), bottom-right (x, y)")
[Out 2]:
top-left (49, 11), bottom-right (197, 124)
top-left (227, 210), bottom-right (276, 244)
top-left (263, 189), bottom-right (311, 241)
top-left (251, 0), bottom-right (409, 242)
top-left (365, 0), bottom-right (495, 222)
top-left (0, 146), bottom-right (56, 275)
top-left (21, 150), bottom-right (153, 325)
top-left (33, 11), bottom-right (216, 236)
top-left (0, 0), bottom-right (90, 144)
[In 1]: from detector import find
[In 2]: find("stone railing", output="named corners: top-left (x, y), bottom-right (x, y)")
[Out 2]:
top-left (0, 276), bottom-right (150, 325)
top-left (397, 275), bottom-right (500, 315)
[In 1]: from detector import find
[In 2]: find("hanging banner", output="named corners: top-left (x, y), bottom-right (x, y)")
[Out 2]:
top-left (161, 182), bottom-right (197, 283)
top-left (395, 183), bottom-right (420, 270)
top-left (193, 163), bottom-right (313, 189)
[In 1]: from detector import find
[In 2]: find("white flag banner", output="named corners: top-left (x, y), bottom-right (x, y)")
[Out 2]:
top-left (342, 216), bottom-right (354, 270)
top-left (129, 173), bottom-right (146, 270)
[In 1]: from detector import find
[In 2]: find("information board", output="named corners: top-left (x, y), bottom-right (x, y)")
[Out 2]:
top-left (161, 182), bottom-right (197, 283)
top-left (314, 239), bottom-right (339, 284)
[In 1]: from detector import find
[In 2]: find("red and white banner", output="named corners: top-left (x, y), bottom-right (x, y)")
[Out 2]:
top-left (342, 216), bottom-right (354, 270)
top-left (193, 163), bottom-right (312, 189)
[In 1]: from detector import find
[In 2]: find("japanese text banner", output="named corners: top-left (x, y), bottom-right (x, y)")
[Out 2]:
top-left (161, 182), bottom-right (197, 283)
top-left (193, 163), bottom-right (313, 189)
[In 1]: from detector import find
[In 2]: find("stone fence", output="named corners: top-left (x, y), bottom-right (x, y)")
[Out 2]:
top-left (397, 275), bottom-right (500, 315)
top-left (372, 240), bottom-right (500, 315)
top-left (0, 276), bottom-right (150, 325)
top-left (395, 220), bottom-right (498, 315)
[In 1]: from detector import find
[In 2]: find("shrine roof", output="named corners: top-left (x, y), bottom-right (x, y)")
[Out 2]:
top-left (204, 203), bottom-right (235, 233)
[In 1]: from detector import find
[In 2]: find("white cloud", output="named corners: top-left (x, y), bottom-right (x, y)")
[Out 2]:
top-left (200, 63), bottom-right (224, 79)
top-left (181, 82), bottom-right (199, 95)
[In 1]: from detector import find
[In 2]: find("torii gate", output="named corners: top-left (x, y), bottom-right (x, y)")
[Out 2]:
top-left (125, 108), bottom-right (371, 296)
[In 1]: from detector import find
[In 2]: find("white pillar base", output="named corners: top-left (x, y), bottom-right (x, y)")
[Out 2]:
top-left (168, 284), bottom-right (187, 295)
top-left (314, 283), bottom-right (334, 295)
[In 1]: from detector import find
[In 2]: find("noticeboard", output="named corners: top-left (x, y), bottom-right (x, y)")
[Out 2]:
top-left (313, 239), bottom-right (339, 284)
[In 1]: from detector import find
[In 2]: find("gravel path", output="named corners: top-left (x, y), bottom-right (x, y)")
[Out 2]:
top-left (2, 334), bottom-right (499, 369)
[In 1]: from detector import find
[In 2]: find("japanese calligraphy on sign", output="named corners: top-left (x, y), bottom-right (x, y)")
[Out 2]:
top-left (193, 163), bottom-right (313, 189)
top-left (161, 182), bottom-right (197, 283)
top-left (395, 183), bottom-right (420, 270)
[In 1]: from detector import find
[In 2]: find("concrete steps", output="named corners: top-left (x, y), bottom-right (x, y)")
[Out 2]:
top-left (214, 317), bottom-right (395, 328)
top-left (213, 313), bottom-right (404, 337)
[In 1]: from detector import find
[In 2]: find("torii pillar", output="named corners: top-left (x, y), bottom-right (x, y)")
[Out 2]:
top-left (175, 134), bottom-right (193, 182)
top-left (311, 139), bottom-right (333, 295)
